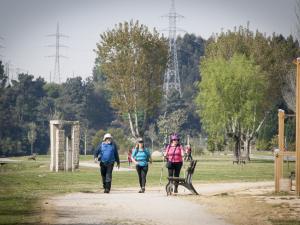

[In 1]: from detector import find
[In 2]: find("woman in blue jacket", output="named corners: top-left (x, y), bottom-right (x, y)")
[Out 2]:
top-left (131, 137), bottom-right (152, 193)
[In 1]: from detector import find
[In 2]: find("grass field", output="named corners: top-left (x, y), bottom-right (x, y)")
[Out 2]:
top-left (0, 153), bottom-right (295, 225)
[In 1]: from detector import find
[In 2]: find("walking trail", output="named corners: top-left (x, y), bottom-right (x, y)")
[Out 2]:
top-left (42, 179), bottom-right (273, 225)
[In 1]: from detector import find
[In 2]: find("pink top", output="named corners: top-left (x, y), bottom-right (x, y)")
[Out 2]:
top-left (165, 145), bottom-right (183, 163)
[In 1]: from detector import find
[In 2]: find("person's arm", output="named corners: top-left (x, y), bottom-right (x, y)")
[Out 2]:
top-left (131, 149), bottom-right (138, 165)
top-left (163, 145), bottom-right (169, 158)
top-left (180, 145), bottom-right (185, 157)
top-left (114, 143), bottom-right (120, 167)
top-left (94, 143), bottom-right (101, 162)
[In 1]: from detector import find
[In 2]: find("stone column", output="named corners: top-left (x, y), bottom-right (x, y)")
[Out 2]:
top-left (56, 129), bottom-right (65, 171)
top-left (50, 120), bottom-right (62, 172)
top-left (65, 137), bottom-right (72, 171)
top-left (72, 122), bottom-right (80, 171)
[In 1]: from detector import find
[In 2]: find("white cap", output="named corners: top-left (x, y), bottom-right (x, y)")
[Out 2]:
top-left (103, 133), bottom-right (112, 141)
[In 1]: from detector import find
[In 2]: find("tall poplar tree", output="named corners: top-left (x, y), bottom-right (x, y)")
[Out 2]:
top-left (95, 20), bottom-right (168, 138)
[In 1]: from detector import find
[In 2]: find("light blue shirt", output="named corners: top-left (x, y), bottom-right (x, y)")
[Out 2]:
top-left (132, 148), bottom-right (151, 167)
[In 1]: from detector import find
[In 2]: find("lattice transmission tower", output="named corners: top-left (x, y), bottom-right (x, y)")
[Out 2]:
top-left (163, 0), bottom-right (183, 99)
top-left (46, 23), bottom-right (68, 83)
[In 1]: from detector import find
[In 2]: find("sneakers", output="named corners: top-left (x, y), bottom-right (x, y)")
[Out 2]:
top-left (139, 187), bottom-right (145, 193)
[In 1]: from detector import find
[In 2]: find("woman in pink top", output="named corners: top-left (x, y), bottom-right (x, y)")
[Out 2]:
top-left (164, 133), bottom-right (184, 193)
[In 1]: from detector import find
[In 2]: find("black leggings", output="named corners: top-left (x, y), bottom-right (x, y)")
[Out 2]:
top-left (136, 165), bottom-right (148, 188)
top-left (168, 162), bottom-right (183, 189)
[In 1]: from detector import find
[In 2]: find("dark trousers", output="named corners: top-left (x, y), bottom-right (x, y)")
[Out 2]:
top-left (136, 165), bottom-right (148, 188)
top-left (100, 162), bottom-right (114, 190)
top-left (168, 162), bottom-right (183, 190)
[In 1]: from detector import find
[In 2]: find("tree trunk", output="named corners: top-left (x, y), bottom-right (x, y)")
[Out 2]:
top-left (151, 139), bottom-right (154, 151)
top-left (245, 138), bottom-right (252, 161)
top-left (134, 111), bottom-right (140, 137)
top-left (234, 136), bottom-right (241, 160)
top-left (31, 142), bottom-right (33, 155)
top-left (84, 130), bottom-right (87, 156)
top-left (128, 113), bottom-right (137, 138)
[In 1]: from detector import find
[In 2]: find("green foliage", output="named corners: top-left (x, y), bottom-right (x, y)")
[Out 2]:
top-left (196, 54), bottom-right (267, 142)
top-left (177, 33), bottom-right (205, 100)
top-left (157, 108), bottom-right (188, 139)
top-left (95, 20), bottom-right (168, 137)
top-left (206, 28), bottom-right (299, 108)
top-left (0, 73), bottom-right (46, 155)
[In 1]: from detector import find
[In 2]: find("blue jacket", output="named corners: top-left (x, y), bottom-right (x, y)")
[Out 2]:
top-left (132, 148), bottom-right (151, 167)
top-left (94, 142), bottom-right (120, 165)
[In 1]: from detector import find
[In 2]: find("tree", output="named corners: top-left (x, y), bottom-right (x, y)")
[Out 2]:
top-left (157, 108), bottom-right (188, 143)
top-left (145, 123), bottom-right (157, 151)
top-left (27, 122), bottom-right (37, 155)
top-left (95, 20), bottom-right (168, 138)
top-left (196, 54), bottom-right (267, 159)
top-left (203, 26), bottom-right (300, 153)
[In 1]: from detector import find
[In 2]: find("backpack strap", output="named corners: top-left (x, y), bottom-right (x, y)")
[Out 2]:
top-left (132, 148), bottom-right (139, 158)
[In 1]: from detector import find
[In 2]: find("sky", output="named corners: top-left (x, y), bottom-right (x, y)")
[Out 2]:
top-left (0, 0), bottom-right (297, 83)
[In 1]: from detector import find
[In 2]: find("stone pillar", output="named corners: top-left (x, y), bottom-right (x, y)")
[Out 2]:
top-left (72, 122), bottom-right (80, 171)
top-left (50, 120), bottom-right (62, 172)
top-left (65, 137), bottom-right (72, 171)
top-left (56, 129), bottom-right (65, 171)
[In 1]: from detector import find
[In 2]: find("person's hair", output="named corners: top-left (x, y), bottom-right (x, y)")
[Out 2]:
top-left (138, 142), bottom-right (144, 148)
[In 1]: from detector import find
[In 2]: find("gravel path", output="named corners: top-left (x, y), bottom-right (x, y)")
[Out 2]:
top-left (42, 182), bottom-right (274, 225)
top-left (42, 189), bottom-right (230, 225)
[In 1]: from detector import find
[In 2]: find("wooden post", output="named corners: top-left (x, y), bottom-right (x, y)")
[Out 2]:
top-left (275, 109), bottom-right (285, 192)
top-left (278, 110), bottom-right (285, 152)
top-left (296, 58), bottom-right (300, 196)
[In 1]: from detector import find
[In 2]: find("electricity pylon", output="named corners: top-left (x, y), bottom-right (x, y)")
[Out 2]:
top-left (46, 22), bottom-right (68, 83)
top-left (163, 0), bottom-right (183, 99)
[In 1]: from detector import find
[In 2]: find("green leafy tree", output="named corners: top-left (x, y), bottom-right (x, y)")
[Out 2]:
top-left (95, 20), bottom-right (168, 138)
top-left (157, 108), bottom-right (188, 142)
top-left (196, 54), bottom-right (267, 159)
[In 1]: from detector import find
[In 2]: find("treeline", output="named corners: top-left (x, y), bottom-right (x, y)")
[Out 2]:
top-left (0, 66), bottom-right (113, 156)
top-left (0, 29), bottom-right (205, 156)
top-left (1, 21), bottom-right (295, 157)
top-left (195, 26), bottom-right (300, 158)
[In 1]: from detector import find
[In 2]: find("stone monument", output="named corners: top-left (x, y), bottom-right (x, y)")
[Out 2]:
top-left (49, 120), bottom-right (80, 172)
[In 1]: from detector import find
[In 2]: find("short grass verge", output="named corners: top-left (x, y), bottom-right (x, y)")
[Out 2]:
top-left (0, 154), bottom-right (288, 224)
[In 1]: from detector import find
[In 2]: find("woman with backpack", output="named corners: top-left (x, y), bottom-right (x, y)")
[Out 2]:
top-left (164, 133), bottom-right (184, 193)
top-left (131, 137), bottom-right (152, 193)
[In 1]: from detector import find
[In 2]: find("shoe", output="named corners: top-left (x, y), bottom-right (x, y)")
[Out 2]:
top-left (104, 189), bottom-right (110, 193)
top-left (174, 188), bottom-right (178, 193)
top-left (138, 189), bottom-right (143, 193)
top-left (141, 187), bottom-right (145, 193)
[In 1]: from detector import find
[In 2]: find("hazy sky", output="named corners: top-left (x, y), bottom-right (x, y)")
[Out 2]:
top-left (0, 0), bottom-right (297, 82)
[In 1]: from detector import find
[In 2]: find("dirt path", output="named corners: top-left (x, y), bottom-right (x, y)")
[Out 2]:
top-left (42, 190), bottom-right (230, 225)
top-left (42, 182), bottom-right (275, 225)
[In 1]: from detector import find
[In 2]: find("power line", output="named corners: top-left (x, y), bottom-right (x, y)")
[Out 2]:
top-left (162, 0), bottom-right (183, 99)
top-left (46, 22), bottom-right (69, 83)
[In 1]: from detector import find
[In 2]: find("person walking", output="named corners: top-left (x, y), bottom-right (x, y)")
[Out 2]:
top-left (164, 133), bottom-right (184, 193)
top-left (131, 137), bottom-right (152, 193)
top-left (94, 133), bottom-right (120, 193)
top-left (184, 144), bottom-right (193, 161)
top-left (127, 148), bottom-right (133, 166)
